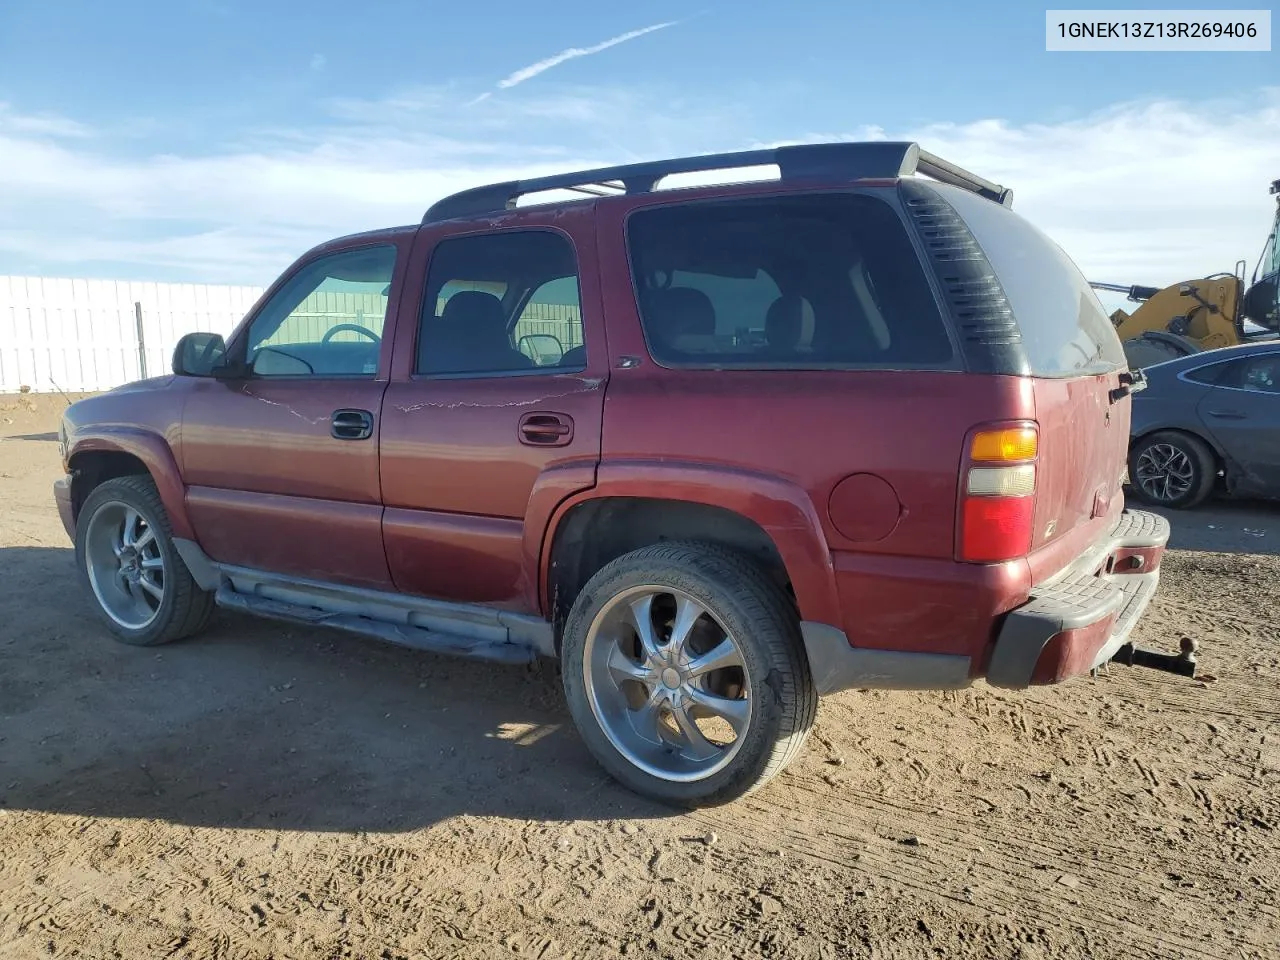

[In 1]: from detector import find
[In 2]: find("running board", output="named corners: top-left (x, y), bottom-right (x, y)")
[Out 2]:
top-left (206, 561), bottom-right (556, 666)
top-left (215, 589), bottom-right (540, 665)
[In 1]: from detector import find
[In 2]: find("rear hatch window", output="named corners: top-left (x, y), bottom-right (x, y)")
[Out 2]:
top-left (624, 192), bottom-right (959, 370)
top-left (931, 183), bottom-right (1127, 377)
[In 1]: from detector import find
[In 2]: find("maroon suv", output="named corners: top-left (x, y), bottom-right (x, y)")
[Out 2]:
top-left (53, 142), bottom-right (1188, 805)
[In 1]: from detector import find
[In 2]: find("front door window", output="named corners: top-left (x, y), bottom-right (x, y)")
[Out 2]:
top-left (245, 245), bottom-right (397, 377)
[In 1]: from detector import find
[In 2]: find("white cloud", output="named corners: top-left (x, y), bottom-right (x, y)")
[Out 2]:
top-left (0, 102), bottom-right (92, 139)
top-left (496, 21), bottom-right (677, 89)
top-left (0, 87), bottom-right (1276, 295)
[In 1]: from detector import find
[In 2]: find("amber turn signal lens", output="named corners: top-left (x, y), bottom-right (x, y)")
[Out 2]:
top-left (970, 426), bottom-right (1037, 462)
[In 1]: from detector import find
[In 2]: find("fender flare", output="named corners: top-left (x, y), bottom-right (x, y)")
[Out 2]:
top-left (67, 428), bottom-right (194, 540)
top-left (531, 459), bottom-right (842, 626)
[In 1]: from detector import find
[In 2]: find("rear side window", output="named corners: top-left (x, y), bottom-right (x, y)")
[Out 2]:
top-left (1202, 353), bottom-right (1280, 393)
top-left (935, 184), bottom-right (1127, 377)
top-left (1183, 360), bottom-right (1232, 385)
top-left (1237, 353), bottom-right (1280, 393)
top-left (625, 193), bottom-right (955, 369)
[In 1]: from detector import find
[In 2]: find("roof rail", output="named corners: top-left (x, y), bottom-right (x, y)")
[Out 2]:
top-left (421, 141), bottom-right (1013, 223)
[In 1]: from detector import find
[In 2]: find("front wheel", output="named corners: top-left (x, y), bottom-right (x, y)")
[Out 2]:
top-left (1128, 431), bottom-right (1217, 509)
top-left (560, 540), bottom-right (816, 807)
top-left (75, 475), bottom-right (215, 646)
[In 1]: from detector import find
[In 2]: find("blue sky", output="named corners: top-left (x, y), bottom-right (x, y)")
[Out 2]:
top-left (0, 0), bottom-right (1277, 311)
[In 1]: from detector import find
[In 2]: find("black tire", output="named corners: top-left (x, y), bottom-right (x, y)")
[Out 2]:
top-left (1127, 431), bottom-right (1217, 509)
top-left (74, 475), bottom-right (216, 646)
top-left (560, 540), bottom-right (816, 807)
top-left (1122, 332), bottom-right (1200, 369)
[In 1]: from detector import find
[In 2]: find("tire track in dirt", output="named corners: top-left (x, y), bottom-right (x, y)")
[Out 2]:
top-left (690, 650), bottom-right (1280, 960)
top-left (695, 786), bottom-right (1234, 960)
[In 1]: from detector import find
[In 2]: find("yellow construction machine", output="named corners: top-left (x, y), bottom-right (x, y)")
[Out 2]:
top-left (1091, 178), bottom-right (1280, 369)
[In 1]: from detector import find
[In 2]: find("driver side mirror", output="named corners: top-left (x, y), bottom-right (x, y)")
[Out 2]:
top-left (172, 332), bottom-right (229, 377)
top-left (517, 333), bottom-right (564, 366)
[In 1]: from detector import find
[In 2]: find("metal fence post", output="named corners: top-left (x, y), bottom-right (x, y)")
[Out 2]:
top-left (134, 301), bottom-right (148, 380)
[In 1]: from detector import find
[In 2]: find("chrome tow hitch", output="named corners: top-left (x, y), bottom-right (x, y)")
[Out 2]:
top-left (1110, 636), bottom-right (1199, 678)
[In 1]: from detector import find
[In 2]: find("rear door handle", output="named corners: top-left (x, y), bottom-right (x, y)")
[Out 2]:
top-left (1205, 410), bottom-right (1247, 420)
top-left (519, 412), bottom-right (573, 446)
top-left (331, 408), bottom-right (374, 440)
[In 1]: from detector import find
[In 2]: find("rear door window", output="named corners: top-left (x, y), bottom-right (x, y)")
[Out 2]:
top-left (512, 276), bottom-right (586, 367)
top-left (415, 230), bottom-right (585, 376)
top-left (624, 193), bottom-right (956, 369)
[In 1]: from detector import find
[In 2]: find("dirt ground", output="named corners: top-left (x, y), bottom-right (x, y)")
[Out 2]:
top-left (1, 391), bottom-right (1278, 960)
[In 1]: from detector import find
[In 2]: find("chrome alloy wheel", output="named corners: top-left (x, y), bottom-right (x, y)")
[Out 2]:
top-left (83, 502), bottom-right (166, 630)
top-left (1134, 442), bottom-right (1194, 503)
top-left (582, 585), bottom-right (752, 782)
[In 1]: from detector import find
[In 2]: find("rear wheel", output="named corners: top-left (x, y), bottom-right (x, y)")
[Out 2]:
top-left (1128, 431), bottom-right (1216, 509)
top-left (1122, 332), bottom-right (1201, 369)
top-left (75, 475), bottom-right (216, 646)
top-left (560, 540), bottom-right (816, 807)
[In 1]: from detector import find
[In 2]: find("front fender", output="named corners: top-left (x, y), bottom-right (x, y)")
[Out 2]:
top-left (533, 459), bottom-right (841, 626)
top-left (67, 427), bottom-right (194, 540)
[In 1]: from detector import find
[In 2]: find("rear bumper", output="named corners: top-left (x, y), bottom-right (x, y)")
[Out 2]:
top-left (985, 509), bottom-right (1170, 689)
top-left (53, 476), bottom-right (75, 543)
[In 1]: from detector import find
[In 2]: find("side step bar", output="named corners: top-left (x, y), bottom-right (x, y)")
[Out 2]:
top-left (215, 588), bottom-right (541, 665)
top-left (171, 538), bottom-right (558, 667)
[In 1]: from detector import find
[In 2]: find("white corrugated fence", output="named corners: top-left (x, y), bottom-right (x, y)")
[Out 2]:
top-left (0, 276), bottom-right (264, 393)
top-left (2, 275), bottom-right (587, 394)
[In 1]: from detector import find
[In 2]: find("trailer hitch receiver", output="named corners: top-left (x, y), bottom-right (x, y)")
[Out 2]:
top-left (1110, 636), bottom-right (1199, 678)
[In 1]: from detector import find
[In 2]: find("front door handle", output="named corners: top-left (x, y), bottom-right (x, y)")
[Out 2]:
top-left (1205, 409), bottom-right (1247, 420)
top-left (332, 408), bottom-right (374, 440)
top-left (518, 412), bottom-right (573, 446)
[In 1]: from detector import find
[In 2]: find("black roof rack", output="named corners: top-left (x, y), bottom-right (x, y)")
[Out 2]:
top-left (422, 141), bottom-right (1013, 223)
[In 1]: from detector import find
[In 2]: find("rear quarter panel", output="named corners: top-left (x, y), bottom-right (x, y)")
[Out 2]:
top-left (597, 368), bottom-right (1033, 562)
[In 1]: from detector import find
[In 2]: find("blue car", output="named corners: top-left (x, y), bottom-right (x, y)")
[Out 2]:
top-left (1128, 341), bottom-right (1280, 509)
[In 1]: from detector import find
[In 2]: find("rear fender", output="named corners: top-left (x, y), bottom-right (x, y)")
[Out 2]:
top-left (67, 428), bottom-right (194, 540)
top-left (533, 459), bottom-right (841, 625)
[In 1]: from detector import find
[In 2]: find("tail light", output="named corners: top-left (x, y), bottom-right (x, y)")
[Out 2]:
top-left (958, 422), bottom-right (1038, 563)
